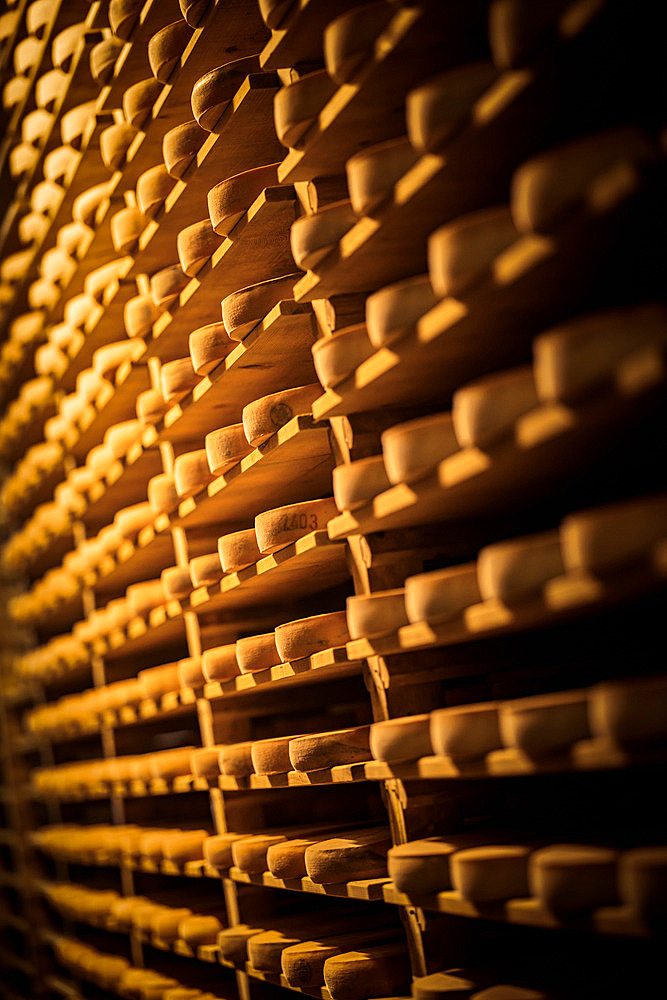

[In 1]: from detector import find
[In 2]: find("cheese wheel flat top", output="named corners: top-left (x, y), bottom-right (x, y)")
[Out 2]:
top-left (369, 714), bottom-right (432, 763)
top-left (173, 449), bottom-right (215, 497)
top-left (218, 528), bottom-right (261, 573)
top-left (346, 135), bottom-right (419, 217)
top-left (290, 201), bottom-right (357, 271)
top-left (234, 633), bottom-right (281, 675)
top-left (136, 164), bottom-right (174, 216)
top-left (273, 70), bottom-right (337, 149)
top-left (498, 690), bottom-right (589, 758)
top-left (148, 20), bottom-right (193, 83)
top-left (332, 455), bottom-right (389, 512)
top-left (512, 126), bottom-right (655, 235)
top-left (346, 589), bottom-right (408, 640)
top-left (274, 609), bottom-right (349, 662)
top-left (311, 324), bottom-right (374, 389)
top-left (588, 674), bottom-right (667, 747)
top-left (560, 493), bottom-right (667, 576)
top-left (405, 562), bottom-right (480, 625)
top-left (365, 273), bottom-right (438, 349)
top-left (189, 551), bottom-right (223, 588)
top-left (189, 320), bottom-right (232, 375)
top-left (126, 578), bottom-right (166, 618)
top-left (529, 843), bottom-right (618, 914)
top-left (451, 845), bottom-right (531, 902)
top-left (218, 923), bottom-right (266, 963)
top-left (430, 702), bottom-right (501, 759)
top-left (250, 734), bottom-right (294, 774)
top-left (304, 828), bottom-right (391, 884)
top-left (407, 60), bottom-right (498, 154)
top-left (429, 205), bottom-right (518, 299)
top-left (151, 908), bottom-right (193, 941)
top-left (201, 643), bottom-right (239, 683)
top-left (123, 77), bottom-right (162, 128)
top-left (208, 162), bottom-right (280, 236)
top-left (109, 0), bottom-right (143, 40)
top-left (162, 119), bottom-right (207, 179)
top-left (242, 382), bottom-right (321, 447)
top-left (289, 726), bottom-right (371, 772)
top-left (248, 929), bottom-right (303, 972)
top-left (452, 365), bottom-right (538, 449)
top-left (104, 419), bottom-right (143, 458)
top-left (322, 943), bottom-right (410, 1000)
top-left (177, 218), bottom-right (224, 276)
top-left (221, 273), bottom-right (300, 342)
top-left (191, 54), bottom-right (261, 130)
top-left (110, 206), bottom-right (143, 254)
top-left (205, 422), bottom-right (252, 476)
top-left (323, 1), bottom-right (395, 86)
top-left (477, 529), bottom-right (564, 603)
top-left (255, 497), bottom-right (338, 554)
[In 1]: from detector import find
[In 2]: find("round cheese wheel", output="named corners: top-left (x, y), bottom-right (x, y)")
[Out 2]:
top-left (405, 563), bottom-right (480, 624)
top-left (19, 212), bottom-right (50, 244)
top-left (387, 838), bottom-right (460, 894)
top-left (123, 77), bottom-right (162, 129)
top-left (177, 218), bottom-right (224, 276)
top-left (150, 263), bottom-right (189, 309)
top-left (126, 579), bottom-right (166, 618)
top-left (110, 206), bottom-right (143, 254)
top-left (232, 834), bottom-right (286, 873)
top-left (136, 388), bottom-right (168, 423)
top-left (452, 365), bottom-right (538, 449)
top-left (35, 67), bottom-right (69, 109)
top-left (202, 643), bottom-right (239, 682)
top-left (305, 828), bottom-right (391, 884)
top-left (189, 744), bottom-right (220, 776)
top-left (587, 674), bottom-right (667, 748)
top-left (528, 844), bottom-right (619, 914)
top-left (366, 274), bottom-right (438, 348)
top-left (160, 357), bottom-right (198, 401)
top-left (138, 662), bottom-right (180, 699)
top-left (251, 735), bottom-right (293, 774)
top-left (488, 0), bottom-right (572, 70)
top-left (174, 448), bottom-right (215, 497)
top-left (51, 23), bottom-right (87, 70)
top-left (114, 502), bottom-right (153, 539)
top-left (104, 419), bottom-right (143, 458)
top-left (406, 61), bottom-right (498, 154)
top-left (149, 747), bottom-right (194, 780)
top-left (218, 528), bottom-right (261, 573)
top-left (346, 589), bottom-right (408, 640)
top-left (273, 70), bottom-right (337, 149)
top-left (430, 702), bottom-right (502, 760)
top-left (205, 423), bottom-right (252, 476)
top-left (249, 929), bottom-right (302, 972)
top-left (136, 164), bottom-right (174, 217)
top-left (191, 54), bottom-right (261, 130)
top-left (162, 119), bottom-right (206, 179)
top-left (208, 162), bottom-right (280, 236)
top-left (218, 924), bottom-right (264, 965)
top-left (43, 145), bottom-right (79, 183)
top-left (148, 20), bottom-right (193, 83)
top-left (57, 220), bottom-right (92, 256)
top-left (100, 122), bottom-right (137, 171)
top-left (162, 829), bottom-right (208, 862)
top-left (236, 632), bottom-right (280, 674)
top-left (189, 551), bottom-right (223, 588)
top-left (180, 0), bottom-right (211, 27)
top-left (618, 847), bottom-right (667, 917)
top-left (451, 845), bottom-right (531, 902)
top-left (90, 37), bottom-right (124, 84)
top-left (274, 610), bottom-right (350, 662)
top-left (3, 76), bottom-right (29, 111)
top-left (189, 320), bottom-right (232, 375)
top-left (560, 494), bottom-right (667, 575)
top-left (242, 383), bottom-right (321, 446)
top-left (429, 206), bottom-right (519, 299)
top-left (255, 497), bottom-right (338, 553)
top-left (311, 324), bottom-right (374, 388)
top-left (289, 726), bottom-right (371, 772)
top-left (14, 37), bottom-right (43, 76)
top-left (61, 100), bottom-right (98, 149)
top-left (109, 0), bottom-right (143, 39)
top-left (161, 566), bottom-right (193, 600)
top-left (222, 273), bottom-right (299, 341)
top-left (477, 530), bottom-right (564, 603)
top-left (148, 473), bottom-right (179, 513)
top-left (85, 258), bottom-right (130, 301)
top-left (93, 340), bottom-right (144, 378)
top-left (124, 293), bottom-right (160, 338)
top-left (152, 907), bottom-right (193, 942)
top-left (347, 136), bottom-right (419, 217)
top-left (204, 832), bottom-right (248, 868)
top-left (290, 201), bottom-right (357, 271)
top-left (369, 714), bottom-right (432, 762)
top-left (179, 914), bottom-right (224, 945)
top-left (499, 690), bottom-right (589, 759)
top-left (219, 741), bottom-right (255, 776)
top-left (332, 455), bottom-right (389, 512)
top-left (323, 2), bottom-right (395, 85)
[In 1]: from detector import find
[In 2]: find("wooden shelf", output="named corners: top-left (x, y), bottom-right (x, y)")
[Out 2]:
top-left (88, 515), bottom-right (173, 598)
top-left (204, 644), bottom-right (361, 699)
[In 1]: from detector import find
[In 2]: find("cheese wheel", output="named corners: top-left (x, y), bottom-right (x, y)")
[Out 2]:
top-left (138, 662), bottom-right (180, 699)
top-left (174, 449), bottom-right (215, 497)
top-left (85, 259), bottom-right (130, 301)
top-left (124, 294), bottom-right (160, 338)
top-left (587, 675), bottom-right (667, 748)
top-left (191, 54), bottom-right (261, 130)
top-left (178, 656), bottom-right (205, 689)
top-left (514, 125), bottom-right (656, 233)
top-left (178, 914), bottom-right (224, 945)
top-left (305, 828), bottom-right (391, 883)
top-left (221, 273), bottom-right (299, 342)
top-left (274, 610), bottom-right (349, 662)
top-left (190, 745), bottom-right (220, 777)
top-left (255, 497), bottom-right (338, 553)
top-left (366, 274), bottom-right (438, 349)
top-left (204, 832), bottom-right (247, 867)
top-left (311, 324), bottom-right (374, 388)
top-left (381, 412), bottom-right (458, 484)
top-left (104, 420), bottom-right (143, 458)
top-left (218, 528), bottom-right (261, 573)
top-left (388, 838), bottom-right (471, 895)
top-left (560, 495), bottom-right (667, 575)
top-left (58, 221), bottom-right (92, 257)
top-left (533, 302), bottom-right (667, 404)
top-left (148, 473), bottom-right (179, 513)
top-left (323, 944), bottom-right (411, 1000)
top-left (44, 145), bottom-right (79, 183)
top-left (189, 552), bottom-right (223, 588)
top-left (180, 0), bottom-right (211, 27)
top-left (3, 76), bottom-right (29, 111)
top-left (267, 836), bottom-right (326, 880)
top-left (430, 703), bottom-right (502, 760)
top-left (177, 218), bottom-right (224, 276)
top-left (150, 264), bottom-right (189, 310)
top-left (249, 929), bottom-right (303, 972)
top-left (323, 2), bottom-right (395, 85)
top-left (160, 357), bottom-right (198, 402)
top-left (149, 747), bottom-right (194, 780)
top-left (369, 714), bottom-right (432, 763)
top-left (429, 206), bottom-right (519, 299)
top-left (123, 77), bottom-right (162, 129)
top-left (290, 201), bottom-right (357, 271)
top-left (499, 690), bottom-right (589, 758)
top-left (14, 36), bottom-right (43, 76)
top-left (93, 340), bottom-right (144, 378)
top-left (236, 633), bottom-right (279, 674)
top-left (346, 136), bottom-right (419, 217)
top-left (218, 924), bottom-right (265, 965)
top-left (162, 119), bottom-right (206, 179)
top-left (412, 970), bottom-right (489, 1000)
top-left (232, 834), bottom-right (286, 873)
top-left (471, 988), bottom-right (549, 1000)
top-left (162, 830), bottom-right (208, 862)
top-left (100, 122), bottom-right (137, 171)
top-left (477, 530), bottom-right (564, 603)
top-left (258, 0), bottom-right (292, 29)
top-left (273, 70), bottom-right (336, 149)
top-left (114, 502), bottom-right (153, 539)
top-left (488, 0), bottom-right (572, 69)
top-left (110, 206), bottom-right (143, 254)
top-left (205, 423), bottom-right (252, 476)
top-left (136, 388), bottom-right (168, 423)
top-left (19, 212), bottom-right (50, 244)
top-left (208, 162), bottom-right (280, 236)
top-left (528, 844), bottom-right (619, 914)
top-left (51, 23), bottom-right (87, 70)
top-left (405, 563), bottom-right (480, 624)
top-left (346, 589), bottom-right (408, 640)
top-left (332, 455), bottom-right (389, 511)
top-left (109, 0), bottom-right (143, 40)
top-left (126, 579), bottom-right (166, 618)
top-left (29, 278), bottom-right (59, 311)
top-left (289, 726), bottom-right (371, 772)
top-left (152, 907), bottom-right (193, 942)
top-left (148, 20), bottom-right (193, 83)
top-left (189, 321), bottom-right (232, 375)
top-left (90, 37), bottom-right (124, 85)
top-left (62, 100), bottom-right (98, 150)
top-left (452, 366), bottom-right (538, 449)
top-left (202, 644), bottom-right (239, 683)
top-left (136, 164), bottom-right (174, 217)
top-left (618, 847), bottom-right (667, 917)
top-left (406, 61), bottom-right (498, 154)
top-left (451, 845), bottom-right (532, 902)
top-left (251, 735), bottom-right (293, 774)
top-left (35, 68), bottom-right (68, 110)
top-left (242, 383), bottom-right (321, 446)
